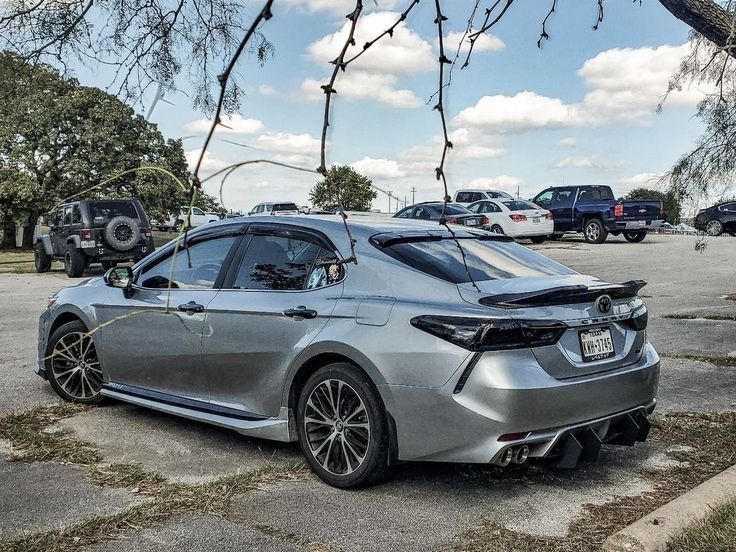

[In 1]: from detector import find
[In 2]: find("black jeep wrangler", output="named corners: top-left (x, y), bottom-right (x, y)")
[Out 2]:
top-left (34, 199), bottom-right (155, 278)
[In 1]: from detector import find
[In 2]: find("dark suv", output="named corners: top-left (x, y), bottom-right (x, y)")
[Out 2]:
top-left (34, 199), bottom-right (155, 277)
top-left (694, 201), bottom-right (736, 236)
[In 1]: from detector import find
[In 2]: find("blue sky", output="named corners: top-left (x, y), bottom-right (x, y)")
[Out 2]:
top-left (76, 0), bottom-right (706, 213)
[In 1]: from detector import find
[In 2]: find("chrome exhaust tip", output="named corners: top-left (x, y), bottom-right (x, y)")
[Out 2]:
top-left (496, 448), bottom-right (513, 467)
top-left (512, 445), bottom-right (529, 464)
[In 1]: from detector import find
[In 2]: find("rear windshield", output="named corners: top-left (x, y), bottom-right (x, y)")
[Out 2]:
top-left (430, 204), bottom-right (470, 215)
top-left (273, 203), bottom-right (298, 211)
top-left (91, 201), bottom-right (140, 221)
top-left (501, 200), bottom-right (538, 211)
top-left (378, 237), bottom-right (575, 283)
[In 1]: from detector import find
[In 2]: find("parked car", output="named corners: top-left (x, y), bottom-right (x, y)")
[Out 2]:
top-left (693, 201), bottom-right (736, 236)
top-left (467, 198), bottom-right (554, 243)
top-left (152, 207), bottom-right (221, 231)
top-left (453, 189), bottom-right (514, 206)
top-left (532, 185), bottom-right (664, 244)
top-left (248, 202), bottom-right (300, 216)
top-left (394, 202), bottom-right (487, 228)
top-left (34, 199), bottom-right (154, 278)
top-left (37, 215), bottom-right (658, 488)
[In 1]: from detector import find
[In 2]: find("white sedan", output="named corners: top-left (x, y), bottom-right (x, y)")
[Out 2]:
top-left (467, 199), bottom-right (554, 243)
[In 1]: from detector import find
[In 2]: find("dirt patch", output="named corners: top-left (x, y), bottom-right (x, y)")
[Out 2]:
top-left (664, 354), bottom-right (736, 368)
top-left (663, 313), bottom-right (736, 321)
top-left (454, 412), bottom-right (736, 552)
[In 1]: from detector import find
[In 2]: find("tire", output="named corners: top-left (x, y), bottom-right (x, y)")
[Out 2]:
top-left (490, 224), bottom-right (505, 235)
top-left (34, 243), bottom-right (52, 273)
top-left (583, 218), bottom-right (608, 244)
top-left (104, 216), bottom-right (141, 251)
top-left (706, 219), bottom-right (724, 237)
top-left (530, 236), bottom-right (547, 244)
top-left (45, 320), bottom-right (104, 404)
top-left (296, 363), bottom-right (390, 488)
top-left (173, 219), bottom-right (183, 232)
top-left (64, 247), bottom-right (86, 277)
top-left (101, 261), bottom-right (117, 270)
top-left (623, 230), bottom-right (647, 243)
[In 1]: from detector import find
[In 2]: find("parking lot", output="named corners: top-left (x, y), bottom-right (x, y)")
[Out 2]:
top-left (1, 234), bottom-right (735, 551)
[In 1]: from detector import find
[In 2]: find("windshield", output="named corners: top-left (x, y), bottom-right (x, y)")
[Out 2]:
top-left (91, 201), bottom-right (140, 221)
top-left (273, 203), bottom-right (298, 211)
top-left (377, 237), bottom-right (575, 283)
top-left (502, 200), bottom-right (539, 211)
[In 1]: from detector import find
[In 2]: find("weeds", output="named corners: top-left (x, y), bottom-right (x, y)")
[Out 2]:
top-left (665, 354), bottom-right (736, 367)
top-left (663, 313), bottom-right (736, 321)
top-left (665, 498), bottom-right (736, 552)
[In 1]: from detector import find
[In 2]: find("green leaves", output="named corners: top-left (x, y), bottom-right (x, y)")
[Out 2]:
top-left (309, 165), bottom-right (377, 212)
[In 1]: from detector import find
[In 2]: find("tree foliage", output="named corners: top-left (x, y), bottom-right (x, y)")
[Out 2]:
top-left (624, 187), bottom-right (683, 223)
top-left (309, 166), bottom-right (377, 212)
top-left (0, 52), bottom-right (199, 248)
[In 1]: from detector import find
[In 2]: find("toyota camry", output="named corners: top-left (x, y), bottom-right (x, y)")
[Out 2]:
top-left (37, 215), bottom-right (659, 488)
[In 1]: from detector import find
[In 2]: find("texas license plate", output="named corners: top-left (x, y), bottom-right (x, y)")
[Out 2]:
top-left (532, 217), bottom-right (541, 223)
top-left (465, 219), bottom-right (477, 226)
top-left (579, 327), bottom-right (615, 362)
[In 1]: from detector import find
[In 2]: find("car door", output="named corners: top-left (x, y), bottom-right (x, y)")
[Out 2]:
top-left (50, 207), bottom-right (66, 254)
top-left (202, 224), bottom-right (345, 417)
top-left (721, 202), bottom-right (736, 233)
top-left (549, 188), bottom-right (575, 231)
top-left (96, 231), bottom-right (242, 400)
top-left (482, 200), bottom-right (504, 228)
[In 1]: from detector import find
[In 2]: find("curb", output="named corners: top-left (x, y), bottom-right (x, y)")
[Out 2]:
top-left (602, 464), bottom-right (736, 552)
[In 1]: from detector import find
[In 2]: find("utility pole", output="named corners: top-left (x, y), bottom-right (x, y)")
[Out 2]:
top-left (387, 191), bottom-right (393, 214)
top-left (411, 187), bottom-right (416, 205)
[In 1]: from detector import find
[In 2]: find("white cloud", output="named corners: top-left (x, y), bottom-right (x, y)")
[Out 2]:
top-left (258, 84), bottom-right (277, 96)
top-left (184, 149), bottom-right (230, 172)
top-left (254, 131), bottom-right (322, 155)
top-left (453, 43), bottom-right (708, 134)
top-left (551, 155), bottom-right (622, 169)
top-left (460, 175), bottom-right (524, 194)
top-left (272, 153), bottom-right (317, 167)
top-left (300, 71), bottom-right (422, 108)
top-left (559, 137), bottom-right (577, 147)
top-left (307, 12), bottom-right (434, 76)
top-left (443, 31), bottom-right (504, 54)
top-left (401, 127), bottom-right (505, 168)
top-left (618, 172), bottom-right (666, 193)
top-left (184, 114), bottom-right (264, 135)
top-left (351, 156), bottom-right (406, 179)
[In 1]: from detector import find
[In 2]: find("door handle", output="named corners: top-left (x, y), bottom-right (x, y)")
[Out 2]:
top-left (282, 306), bottom-right (318, 319)
top-left (177, 301), bottom-right (205, 315)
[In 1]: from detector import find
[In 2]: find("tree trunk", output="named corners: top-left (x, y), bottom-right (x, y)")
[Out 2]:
top-left (1, 212), bottom-right (16, 249)
top-left (21, 212), bottom-right (38, 249)
top-left (659, 0), bottom-right (736, 58)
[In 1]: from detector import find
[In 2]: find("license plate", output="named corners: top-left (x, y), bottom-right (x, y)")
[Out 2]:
top-left (80, 240), bottom-right (95, 248)
top-left (579, 327), bottom-right (615, 362)
top-left (465, 219), bottom-right (477, 226)
top-left (532, 217), bottom-right (541, 223)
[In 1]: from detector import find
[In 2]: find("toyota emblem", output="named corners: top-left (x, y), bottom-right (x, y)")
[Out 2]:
top-left (596, 294), bottom-right (612, 314)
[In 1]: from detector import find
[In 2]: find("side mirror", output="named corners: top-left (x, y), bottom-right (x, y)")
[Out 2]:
top-left (104, 266), bottom-right (134, 297)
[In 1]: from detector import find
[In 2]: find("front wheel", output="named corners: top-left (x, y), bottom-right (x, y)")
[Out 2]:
top-left (34, 243), bottom-right (52, 273)
top-left (583, 218), bottom-right (608, 244)
top-left (64, 248), bottom-right (86, 277)
top-left (623, 230), bottom-right (647, 243)
top-left (530, 236), bottom-right (547, 244)
top-left (45, 320), bottom-right (104, 404)
top-left (706, 219), bottom-right (724, 236)
top-left (297, 363), bottom-right (390, 488)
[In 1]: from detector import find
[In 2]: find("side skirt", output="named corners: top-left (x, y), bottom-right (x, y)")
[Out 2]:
top-left (101, 383), bottom-right (294, 442)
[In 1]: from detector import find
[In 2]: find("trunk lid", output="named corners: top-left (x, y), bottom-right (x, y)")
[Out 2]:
top-left (457, 275), bottom-right (648, 379)
top-left (619, 200), bottom-right (662, 221)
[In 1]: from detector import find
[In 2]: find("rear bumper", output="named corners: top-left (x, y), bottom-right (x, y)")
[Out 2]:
top-left (80, 240), bottom-right (153, 260)
top-left (606, 219), bottom-right (663, 231)
top-left (379, 342), bottom-right (659, 464)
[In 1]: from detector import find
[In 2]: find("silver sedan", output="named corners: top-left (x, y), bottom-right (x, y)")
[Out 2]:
top-left (36, 216), bottom-right (659, 488)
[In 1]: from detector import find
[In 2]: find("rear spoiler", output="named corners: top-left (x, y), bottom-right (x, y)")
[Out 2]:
top-left (479, 280), bottom-right (647, 309)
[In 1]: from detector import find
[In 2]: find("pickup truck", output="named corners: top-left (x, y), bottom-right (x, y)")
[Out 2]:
top-left (152, 206), bottom-right (221, 231)
top-left (531, 185), bottom-right (663, 244)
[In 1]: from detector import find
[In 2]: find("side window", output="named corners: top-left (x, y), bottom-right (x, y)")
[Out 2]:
top-left (52, 209), bottom-right (64, 227)
top-left (456, 192), bottom-right (471, 203)
top-left (192, 207), bottom-right (205, 216)
top-left (63, 206), bottom-right (73, 226)
top-left (138, 236), bottom-right (237, 289)
top-left (233, 234), bottom-right (321, 291)
top-left (467, 203), bottom-right (480, 213)
top-left (396, 207), bottom-right (413, 218)
top-left (71, 206), bottom-right (82, 224)
top-left (414, 206), bottom-right (432, 220)
top-left (306, 248), bottom-right (344, 289)
top-left (534, 190), bottom-right (553, 205)
top-left (488, 202), bottom-right (501, 213)
top-left (555, 189), bottom-right (574, 206)
top-left (721, 202), bottom-right (736, 212)
top-left (577, 188), bottom-right (600, 203)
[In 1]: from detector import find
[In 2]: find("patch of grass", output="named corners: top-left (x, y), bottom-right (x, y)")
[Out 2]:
top-left (0, 404), bottom-right (100, 464)
top-left (454, 412), bottom-right (736, 552)
top-left (0, 249), bottom-right (62, 274)
top-left (665, 354), bottom-right (736, 368)
top-left (666, 499), bottom-right (736, 552)
top-left (725, 294), bottom-right (736, 301)
top-left (663, 313), bottom-right (736, 321)
top-left (0, 462), bottom-right (308, 552)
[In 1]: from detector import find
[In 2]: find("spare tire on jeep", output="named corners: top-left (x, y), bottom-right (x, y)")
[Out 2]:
top-left (104, 216), bottom-right (140, 251)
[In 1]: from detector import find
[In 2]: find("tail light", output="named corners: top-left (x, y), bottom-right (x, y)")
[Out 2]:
top-left (659, 201), bottom-right (664, 218)
top-left (482, 215), bottom-right (489, 225)
top-left (80, 229), bottom-right (92, 239)
top-left (614, 203), bottom-right (624, 218)
top-left (509, 214), bottom-right (527, 223)
top-left (446, 217), bottom-right (457, 224)
top-left (624, 308), bottom-right (648, 331)
top-left (410, 315), bottom-right (567, 352)
top-left (545, 212), bottom-right (554, 220)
